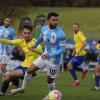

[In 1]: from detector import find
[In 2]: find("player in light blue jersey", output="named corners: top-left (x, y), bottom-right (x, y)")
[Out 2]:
top-left (11, 12), bottom-right (66, 99)
top-left (0, 17), bottom-right (16, 77)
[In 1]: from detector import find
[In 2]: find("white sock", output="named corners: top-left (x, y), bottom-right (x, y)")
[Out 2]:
top-left (48, 82), bottom-right (56, 91)
top-left (22, 72), bottom-right (32, 89)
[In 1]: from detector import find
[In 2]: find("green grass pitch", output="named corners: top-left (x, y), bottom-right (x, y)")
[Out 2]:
top-left (0, 71), bottom-right (100, 100)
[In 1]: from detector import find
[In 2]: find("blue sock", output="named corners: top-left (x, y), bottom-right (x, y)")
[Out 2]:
top-left (69, 68), bottom-right (78, 80)
top-left (0, 80), bottom-right (9, 93)
top-left (95, 76), bottom-right (100, 87)
top-left (12, 78), bottom-right (19, 88)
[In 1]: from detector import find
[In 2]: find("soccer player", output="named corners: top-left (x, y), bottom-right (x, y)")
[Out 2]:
top-left (0, 17), bottom-right (16, 78)
top-left (66, 23), bottom-right (88, 86)
top-left (0, 24), bottom-right (43, 95)
top-left (11, 12), bottom-right (66, 100)
top-left (93, 40), bottom-right (100, 91)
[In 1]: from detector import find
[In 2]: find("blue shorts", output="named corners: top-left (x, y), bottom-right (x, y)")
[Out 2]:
top-left (97, 56), bottom-right (100, 65)
top-left (14, 65), bottom-right (27, 75)
top-left (68, 56), bottom-right (86, 67)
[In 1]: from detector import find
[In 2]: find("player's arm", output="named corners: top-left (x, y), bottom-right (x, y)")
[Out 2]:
top-left (0, 38), bottom-right (21, 46)
top-left (33, 45), bottom-right (43, 55)
top-left (28, 33), bottom-right (43, 51)
top-left (33, 33), bottom-right (43, 48)
top-left (48, 37), bottom-right (66, 58)
top-left (72, 48), bottom-right (76, 56)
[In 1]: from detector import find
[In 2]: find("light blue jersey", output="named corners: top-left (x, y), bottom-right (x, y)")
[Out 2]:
top-left (34, 25), bottom-right (66, 64)
top-left (0, 26), bottom-right (16, 55)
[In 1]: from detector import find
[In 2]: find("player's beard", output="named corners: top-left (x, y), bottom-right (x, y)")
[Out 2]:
top-left (49, 24), bottom-right (57, 29)
top-left (4, 24), bottom-right (9, 28)
top-left (25, 37), bottom-right (32, 42)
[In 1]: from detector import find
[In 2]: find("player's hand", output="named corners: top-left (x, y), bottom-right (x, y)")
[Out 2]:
top-left (28, 46), bottom-right (34, 51)
top-left (41, 54), bottom-right (49, 59)
top-left (76, 51), bottom-right (80, 55)
top-left (72, 51), bottom-right (76, 56)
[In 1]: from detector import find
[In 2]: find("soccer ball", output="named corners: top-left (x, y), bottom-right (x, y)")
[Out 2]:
top-left (48, 90), bottom-right (62, 100)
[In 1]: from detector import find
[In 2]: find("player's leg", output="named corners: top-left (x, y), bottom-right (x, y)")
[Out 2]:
top-left (42, 63), bottom-right (59, 100)
top-left (11, 57), bottom-right (46, 95)
top-left (93, 65), bottom-right (100, 91)
top-left (21, 57), bottom-right (46, 90)
top-left (74, 62), bottom-right (88, 79)
top-left (67, 57), bottom-right (80, 86)
top-left (21, 64), bottom-right (39, 90)
top-left (0, 55), bottom-right (8, 79)
top-left (11, 77), bottom-right (19, 88)
top-left (10, 64), bottom-right (39, 95)
top-left (11, 57), bottom-right (43, 95)
top-left (68, 56), bottom-right (88, 80)
top-left (0, 64), bottom-right (7, 73)
top-left (0, 69), bottom-right (24, 95)
top-left (47, 75), bottom-right (55, 91)
top-left (0, 55), bottom-right (10, 82)
top-left (80, 56), bottom-right (88, 79)
top-left (42, 76), bottom-right (55, 100)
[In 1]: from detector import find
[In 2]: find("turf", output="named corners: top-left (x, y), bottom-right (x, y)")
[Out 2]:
top-left (0, 71), bottom-right (100, 100)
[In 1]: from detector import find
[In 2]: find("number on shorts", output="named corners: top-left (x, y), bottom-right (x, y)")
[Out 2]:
top-left (50, 69), bottom-right (56, 75)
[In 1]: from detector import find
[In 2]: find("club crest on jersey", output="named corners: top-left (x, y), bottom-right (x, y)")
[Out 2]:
top-left (50, 32), bottom-right (57, 43)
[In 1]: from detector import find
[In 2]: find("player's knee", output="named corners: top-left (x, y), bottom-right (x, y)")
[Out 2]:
top-left (27, 67), bottom-right (35, 74)
top-left (1, 65), bottom-right (7, 73)
top-left (94, 66), bottom-right (100, 76)
top-left (27, 65), bottom-right (38, 74)
top-left (27, 69), bottom-right (33, 74)
top-left (95, 65), bottom-right (100, 70)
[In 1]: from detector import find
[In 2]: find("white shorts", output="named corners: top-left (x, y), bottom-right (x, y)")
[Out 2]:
top-left (0, 54), bottom-right (10, 64)
top-left (33, 56), bottom-right (60, 78)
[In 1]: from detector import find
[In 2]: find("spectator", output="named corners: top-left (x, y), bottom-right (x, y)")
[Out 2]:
top-left (19, 16), bottom-right (32, 36)
top-left (33, 14), bottom-right (46, 38)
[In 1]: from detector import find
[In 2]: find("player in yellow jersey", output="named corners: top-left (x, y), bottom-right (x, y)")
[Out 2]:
top-left (92, 40), bottom-right (100, 91)
top-left (66, 23), bottom-right (88, 86)
top-left (0, 24), bottom-right (43, 95)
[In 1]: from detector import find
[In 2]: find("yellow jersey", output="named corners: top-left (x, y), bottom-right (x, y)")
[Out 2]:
top-left (96, 44), bottom-right (100, 50)
top-left (74, 31), bottom-right (86, 56)
top-left (96, 43), bottom-right (100, 56)
top-left (0, 38), bottom-right (43, 67)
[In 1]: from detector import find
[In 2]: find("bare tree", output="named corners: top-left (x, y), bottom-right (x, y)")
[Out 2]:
top-left (0, 0), bottom-right (32, 20)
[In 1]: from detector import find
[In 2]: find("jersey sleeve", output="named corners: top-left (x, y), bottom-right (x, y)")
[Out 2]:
top-left (9, 29), bottom-right (16, 40)
top-left (33, 45), bottom-right (43, 55)
top-left (0, 38), bottom-right (21, 46)
top-left (33, 32), bottom-right (43, 48)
